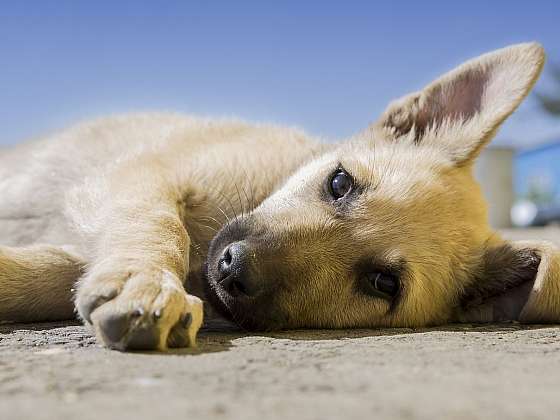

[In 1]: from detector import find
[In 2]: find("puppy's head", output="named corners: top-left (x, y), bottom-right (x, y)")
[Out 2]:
top-left (205, 43), bottom-right (548, 330)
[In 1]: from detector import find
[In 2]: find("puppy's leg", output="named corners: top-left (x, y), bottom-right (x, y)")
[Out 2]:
top-left (75, 207), bottom-right (203, 351)
top-left (74, 161), bottom-right (203, 351)
top-left (0, 245), bottom-right (84, 321)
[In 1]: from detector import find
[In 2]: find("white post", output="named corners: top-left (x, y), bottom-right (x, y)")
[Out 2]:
top-left (474, 147), bottom-right (514, 229)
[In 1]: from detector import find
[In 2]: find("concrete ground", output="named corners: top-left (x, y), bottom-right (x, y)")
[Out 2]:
top-left (1, 226), bottom-right (560, 420)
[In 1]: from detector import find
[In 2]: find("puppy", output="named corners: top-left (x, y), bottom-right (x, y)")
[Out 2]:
top-left (1, 43), bottom-right (558, 351)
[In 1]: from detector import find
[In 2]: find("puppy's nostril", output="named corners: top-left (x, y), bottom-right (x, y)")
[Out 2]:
top-left (222, 247), bottom-right (232, 266)
top-left (218, 246), bottom-right (234, 281)
top-left (215, 241), bottom-right (259, 297)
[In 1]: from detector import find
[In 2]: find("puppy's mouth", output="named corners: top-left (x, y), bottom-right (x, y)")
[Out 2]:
top-left (201, 264), bottom-right (283, 331)
top-left (202, 265), bottom-right (237, 321)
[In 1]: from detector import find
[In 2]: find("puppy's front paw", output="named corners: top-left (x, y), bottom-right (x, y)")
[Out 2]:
top-left (76, 268), bottom-right (203, 351)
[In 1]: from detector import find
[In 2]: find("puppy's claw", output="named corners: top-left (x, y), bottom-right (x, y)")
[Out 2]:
top-left (153, 308), bottom-right (162, 320)
top-left (131, 307), bottom-right (144, 317)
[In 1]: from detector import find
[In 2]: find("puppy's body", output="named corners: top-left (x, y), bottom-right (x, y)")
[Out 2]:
top-left (0, 115), bottom-right (319, 335)
top-left (0, 114), bottom-right (318, 249)
top-left (1, 43), bottom-right (560, 351)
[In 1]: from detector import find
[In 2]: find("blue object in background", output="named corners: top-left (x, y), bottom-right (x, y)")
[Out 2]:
top-left (515, 141), bottom-right (560, 206)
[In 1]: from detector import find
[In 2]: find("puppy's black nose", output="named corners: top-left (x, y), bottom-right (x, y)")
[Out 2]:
top-left (217, 242), bottom-right (259, 297)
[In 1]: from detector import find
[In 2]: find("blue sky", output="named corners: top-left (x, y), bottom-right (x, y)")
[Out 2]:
top-left (1, 1), bottom-right (559, 148)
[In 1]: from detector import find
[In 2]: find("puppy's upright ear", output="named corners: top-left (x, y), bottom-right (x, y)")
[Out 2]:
top-left (371, 43), bottom-right (545, 165)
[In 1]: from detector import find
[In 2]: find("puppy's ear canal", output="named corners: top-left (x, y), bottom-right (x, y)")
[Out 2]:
top-left (455, 242), bottom-right (541, 323)
top-left (372, 43), bottom-right (545, 165)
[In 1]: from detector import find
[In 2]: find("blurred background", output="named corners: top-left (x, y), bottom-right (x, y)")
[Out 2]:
top-left (0, 1), bottom-right (559, 228)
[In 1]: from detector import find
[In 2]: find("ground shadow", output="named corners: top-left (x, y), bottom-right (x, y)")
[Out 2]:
top-left (163, 320), bottom-right (560, 351)
top-left (260, 322), bottom-right (560, 341)
top-left (3, 319), bottom-right (558, 355)
top-left (163, 318), bottom-right (243, 356)
top-left (160, 321), bottom-right (560, 352)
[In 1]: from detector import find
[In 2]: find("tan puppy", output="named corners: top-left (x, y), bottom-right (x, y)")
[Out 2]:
top-left (1, 43), bottom-right (559, 351)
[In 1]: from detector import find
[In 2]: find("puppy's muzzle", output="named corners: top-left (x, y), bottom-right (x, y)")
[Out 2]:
top-left (216, 241), bottom-right (261, 297)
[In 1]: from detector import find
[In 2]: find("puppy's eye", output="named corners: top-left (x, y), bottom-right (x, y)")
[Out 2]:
top-left (363, 272), bottom-right (400, 300)
top-left (329, 170), bottom-right (353, 199)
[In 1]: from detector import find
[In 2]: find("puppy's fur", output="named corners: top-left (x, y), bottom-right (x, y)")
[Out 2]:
top-left (1, 43), bottom-right (559, 351)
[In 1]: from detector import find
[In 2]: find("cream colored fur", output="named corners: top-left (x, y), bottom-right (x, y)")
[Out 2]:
top-left (0, 42), bottom-right (558, 351)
